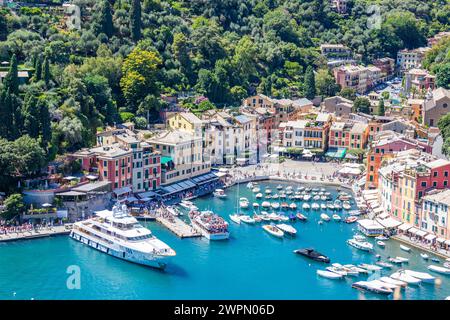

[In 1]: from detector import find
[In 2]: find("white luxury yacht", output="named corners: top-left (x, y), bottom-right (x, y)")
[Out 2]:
top-left (70, 204), bottom-right (176, 269)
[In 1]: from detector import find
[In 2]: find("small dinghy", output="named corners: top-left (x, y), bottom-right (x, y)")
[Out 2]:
top-left (375, 235), bottom-right (389, 241)
top-left (317, 270), bottom-right (343, 279)
top-left (332, 214), bottom-right (341, 221)
top-left (320, 213), bottom-right (331, 221)
top-left (252, 187), bottom-right (261, 193)
top-left (311, 203), bottom-right (320, 210)
top-left (213, 189), bottom-right (227, 198)
top-left (400, 245), bottom-right (411, 252)
top-left (239, 215), bottom-right (256, 225)
top-left (276, 185), bottom-right (283, 190)
top-left (289, 203), bottom-right (297, 210)
top-left (262, 224), bottom-right (284, 238)
top-left (391, 271), bottom-right (421, 285)
top-left (253, 202), bottom-right (260, 208)
top-left (229, 214), bottom-right (241, 224)
top-left (302, 203), bottom-right (310, 210)
top-left (276, 223), bottom-right (297, 236)
top-left (271, 202), bottom-right (280, 209)
top-left (431, 257), bottom-right (440, 263)
top-left (428, 265), bottom-right (450, 274)
top-left (403, 270), bottom-right (436, 283)
top-left (280, 202), bottom-right (289, 209)
top-left (261, 201), bottom-right (271, 208)
top-left (296, 213), bottom-right (307, 221)
top-left (256, 193), bottom-right (263, 199)
top-left (272, 194), bottom-right (279, 200)
top-left (320, 203), bottom-right (327, 210)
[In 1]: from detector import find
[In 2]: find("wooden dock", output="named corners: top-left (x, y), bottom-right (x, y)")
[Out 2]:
top-left (156, 212), bottom-right (201, 238)
top-left (0, 226), bottom-right (71, 242)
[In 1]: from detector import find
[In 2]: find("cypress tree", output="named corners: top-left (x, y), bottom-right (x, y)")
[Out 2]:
top-left (21, 92), bottom-right (40, 138)
top-left (34, 58), bottom-right (42, 82)
top-left (304, 65), bottom-right (316, 100)
top-left (3, 55), bottom-right (19, 95)
top-left (100, 0), bottom-right (114, 38)
top-left (42, 56), bottom-right (51, 87)
top-left (38, 98), bottom-right (52, 148)
top-left (130, 0), bottom-right (142, 42)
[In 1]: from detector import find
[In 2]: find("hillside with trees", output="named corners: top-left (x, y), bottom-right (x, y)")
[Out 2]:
top-left (0, 0), bottom-right (449, 186)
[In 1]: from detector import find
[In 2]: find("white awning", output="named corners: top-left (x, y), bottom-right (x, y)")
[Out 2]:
top-left (437, 237), bottom-right (446, 243)
top-left (445, 240), bottom-right (450, 246)
top-left (416, 230), bottom-right (428, 237)
top-left (398, 223), bottom-right (412, 231)
top-left (408, 227), bottom-right (420, 235)
top-left (425, 234), bottom-right (437, 241)
top-left (377, 217), bottom-right (402, 228)
top-left (373, 207), bottom-right (384, 214)
top-left (377, 212), bottom-right (389, 219)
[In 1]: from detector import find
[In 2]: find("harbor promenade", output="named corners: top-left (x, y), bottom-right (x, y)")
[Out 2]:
top-left (393, 234), bottom-right (450, 259)
top-left (155, 208), bottom-right (201, 238)
top-left (0, 225), bottom-right (71, 242)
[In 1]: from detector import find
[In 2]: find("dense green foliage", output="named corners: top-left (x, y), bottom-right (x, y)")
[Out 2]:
top-left (438, 113), bottom-right (450, 156)
top-left (0, 0), bottom-right (448, 182)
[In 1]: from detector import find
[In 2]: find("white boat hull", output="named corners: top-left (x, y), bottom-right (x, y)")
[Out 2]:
top-left (70, 230), bottom-right (170, 269)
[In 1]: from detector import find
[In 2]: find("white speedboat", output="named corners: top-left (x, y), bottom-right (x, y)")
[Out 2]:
top-left (317, 270), bottom-right (343, 279)
top-left (377, 241), bottom-right (386, 247)
top-left (272, 194), bottom-right (279, 199)
top-left (428, 265), bottom-right (450, 274)
top-left (376, 261), bottom-right (394, 269)
top-left (332, 214), bottom-right (341, 221)
top-left (289, 203), bottom-right (297, 210)
top-left (239, 198), bottom-right (249, 209)
top-left (342, 202), bottom-right (351, 210)
top-left (400, 245), bottom-right (411, 252)
top-left (276, 223), bottom-right (297, 236)
top-left (229, 214), bottom-right (241, 224)
top-left (276, 185), bottom-right (283, 190)
top-left (391, 271), bottom-right (421, 285)
top-left (389, 256), bottom-right (409, 264)
top-left (302, 203), bottom-right (310, 210)
top-left (213, 189), bottom-right (227, 198)
top-left (358, 263), bottom-right (382, 272)
top-left (265, 188), bottom-right (272, 194)
top-left (313, 195), bottom-right (320, 201)
top-left (375, 235), bottom-right (389, 241)
top-left (278, 214), bottom-right (289, 222)
top-left (262, 224), bottom-right (284, 238)
top-left (403, 270), bottom-right (436, 283)
top-left (239, 215), bottom-right (256, 225)
top-left (320, 203), bottom-right (327, 210)
top-left (347, 238), bottom-right (373, 251)
top-left (420, 253), bottom-right (429, 260)
top-left (353, 234), bottom-right (366, 242)
top-left (180, 200), bottom-right (197, 211)
top-left (370, 280), bottom-right (399, 291)
top-left (252, 213), bottom-right (262, 222)
top-left (326, 266), bottom-right (347, 276)
top-left (252, 187), bottom-right (261, 193)
top-left (271, 202), bottom-right (280, 209)
top-left (253, 202), bottom-right (259, 208)
top-left (379, 276), bottom-right (407, 288)
top-left (261, 201), bottom-right (271, 208)
top-left (311, 203), bottom-right (320, 210)
top-left (303, 194), bottom-right (311, 201)
top-left (70, 204), bottom-right (176, 269)
top-left (320, 213), bottom-right (330, 221)
top-left (256, 193), bottom-right (263, 199)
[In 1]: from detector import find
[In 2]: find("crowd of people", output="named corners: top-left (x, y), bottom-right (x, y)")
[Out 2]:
top-left (0, 222), bottom-right (58, 236)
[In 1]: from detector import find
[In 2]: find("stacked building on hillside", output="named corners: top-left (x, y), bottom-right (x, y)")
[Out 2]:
top-left (333, 64), bottom-right (383, 94)
top-left (396, 47), bottom-right (430, 72)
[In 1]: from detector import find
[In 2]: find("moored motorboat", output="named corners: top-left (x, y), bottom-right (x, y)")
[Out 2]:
top-left (352, 281), bottom-right (393, 295)
top-left (342, 201), bottom-right (351, 210)
top-left (400, 244), bottom-right (411, 252)
top-left (239, 215), bottom-right (256, 225)
top-left (358, 263), bottom-right (382, 271)
top-left (252, 213), bottom-right (262, 222)
top-left (379, 276), bottom-right (407, 288)
top-left (320, 203), bottom-right (327, 210)
top-left (303, 194), bottom-right (311, 201)
top-left (253, 202), bottom-right (259, 208)
top-left (276, 184), bottom-right (283, 190)
top-left (272, 194), bottom-right (279, 199)
top-left (345, 216), bottom-right (357, 224)
top-left (311, 203), bottom-right (320, 210)
top-left (302, 203), bottom-right (310, 210)
top-left (375, 235), bottom-right (389, 241)
top-left (261, 201), bottom-right (271, 208)
top-left (391, 271), bottom-right (421, 285)
top-left (370, 280), bottom-right (399, 291)
top-left (262, 224), bottom-right (284, 238)
top-left (377, 241), bottom-right (386, 247)
top-left (265, 188), bottom-right (272, 194)
top-left (289, 203), bottom-right (297, 210)
top-left (296, 213), bottom-right (307, 221)
top-left (213, 188), bottom-right (227, 198)
top-left (229, 214), bottom-right (241, 224)
top-left (256, 193), bottom-right (263, 199)
top-left (271, 202), bottom-right (280, 209)
top-left (320, 213), bottom-right (330, 221)
top-left (276, 223), bottom-right (297, 236)
top-left (326, 266), bottom-right (347, 276)
top-left (252, 187), bottom-right (261, 193)
top-left (347, 238), bottom-right (373, 251)
top-left (376, 261), bottom-right (394, 269)
top-left (317, 270), bottom-right (343, 279)
top-left (427, 265), bottom-right (450, 274)
top-left (280, 202), bottom-right (289, 209)
top-left (421, 253), bottom-right (429, 260)
top-left (403, 270), bottom-right (436, 283)
top-left (293, 248), bottom-right (330, 263)
top-left (332, 214), bottom-right (341, 221)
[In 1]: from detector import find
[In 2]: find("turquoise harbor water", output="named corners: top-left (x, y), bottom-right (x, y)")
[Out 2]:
top-left (1, 181), bottom-right (450, 300)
